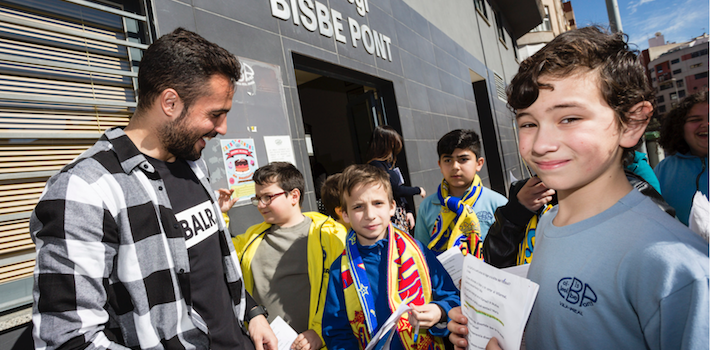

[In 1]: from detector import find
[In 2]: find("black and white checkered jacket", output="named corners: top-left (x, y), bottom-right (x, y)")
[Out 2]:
top-left (30, 127), bottom-right (247, 349)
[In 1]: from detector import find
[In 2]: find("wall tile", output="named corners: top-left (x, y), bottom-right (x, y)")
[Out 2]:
top-left (193, 0), bottom-right (279, 33)
top-left (427, 87), bottom-right (446, 115)
top-left (154, 0), bottom-right (196, 35)
top-left (421, 62), bottom-right (441, 90)
top-left (406, 80), bottom-right (430, 112)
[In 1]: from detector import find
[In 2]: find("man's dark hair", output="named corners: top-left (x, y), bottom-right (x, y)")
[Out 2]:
top-left (320, 173), bottom-right (342, 219)
top-left (658, 91), bottom-right (708, 155)
top-left (137, 28), bottom-right (241, 111)
top-left (437, 129), bottom-right (482, 159)
top-left (507, 26), bottom-right (654, 164)
top-left (253, 162), bottom-right (305, 206)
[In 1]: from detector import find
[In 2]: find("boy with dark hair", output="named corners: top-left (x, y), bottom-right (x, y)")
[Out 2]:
top-left (320, 173), bottom-right (350, 230)
top-left (233, 162), bottom-right (346, 350)
top-left (322, 164), bottom-right (459, 350)
top-left (447, 26), bottom-right (709, 349)
top-left (414, 129), bottom-right (507, 256)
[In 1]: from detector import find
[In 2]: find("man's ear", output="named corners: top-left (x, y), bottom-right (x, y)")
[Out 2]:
top-left (160, 88), bottom-right (182, 118)
top-left (620, 101), bottom-right (653, 148)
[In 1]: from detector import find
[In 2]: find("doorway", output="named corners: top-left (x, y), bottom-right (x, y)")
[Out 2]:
top-left (470, 73), bottom-right (507, 195)
top-left (292, 54), bottom-right (403, 200)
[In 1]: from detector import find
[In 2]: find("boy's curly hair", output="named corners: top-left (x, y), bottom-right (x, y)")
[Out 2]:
top-left (658, 91), bottom-right (708, 155)
top-left (507, 26), bottom-right (654, 165)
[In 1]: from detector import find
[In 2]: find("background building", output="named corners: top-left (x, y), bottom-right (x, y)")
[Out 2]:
top-left (516, 0), bottom-right (576, 60)
top-left (0, 0), bottom-right (543, 341)
top-left (648, 34), bottom-right (709, 115)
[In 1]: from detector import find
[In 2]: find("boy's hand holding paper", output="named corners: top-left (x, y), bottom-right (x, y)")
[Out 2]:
top-left (460, 255), bottom-right (538, 350)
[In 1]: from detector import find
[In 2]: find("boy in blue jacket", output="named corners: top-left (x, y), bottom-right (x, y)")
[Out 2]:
top-left (322, 164), bottom-right (459, 350)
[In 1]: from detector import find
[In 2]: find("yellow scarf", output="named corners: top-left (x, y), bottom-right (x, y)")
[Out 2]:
top-left (341, 225), bottom-right (445, 350)
top-left (427, 175), bottom-right (482, 258)
top-left (516, 204), bottom-right (553, 265)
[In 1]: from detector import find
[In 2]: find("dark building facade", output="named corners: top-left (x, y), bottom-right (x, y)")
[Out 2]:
top-left (0, 0), bottom-right (542, 338)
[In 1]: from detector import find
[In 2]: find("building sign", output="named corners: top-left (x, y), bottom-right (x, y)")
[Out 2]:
top-left (269, 0), bottom-right (393, 62)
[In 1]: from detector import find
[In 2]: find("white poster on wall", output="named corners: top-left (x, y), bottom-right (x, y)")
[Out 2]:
top-left (264, 135), bottom-right (297, 165)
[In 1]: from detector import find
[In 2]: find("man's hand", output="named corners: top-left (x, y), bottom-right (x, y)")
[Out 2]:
top-left (217, 188), bottom-right (237, 213)
top-left (517, 177), bottom-right (555, 212)
top-left (248, 315), bottom-right (278, 350)
top-left (290, 329), bottom-right (322, 350)
top-left (419, 187), bottom-right (427, 198)
top-left (409, 303), bottom-right (443, 330)
top-left (447, 307), bottom-right (468, 350)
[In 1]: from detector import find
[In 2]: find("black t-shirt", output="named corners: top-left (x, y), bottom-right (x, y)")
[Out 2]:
top-left (147, 156), bottom-right (254, 350)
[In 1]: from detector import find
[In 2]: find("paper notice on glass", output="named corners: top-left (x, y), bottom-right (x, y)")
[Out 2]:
top-left (364, 303), bottom-right (412, 350)
top-left (437, 247), bottom-right (464, 289)
top-left (461, 255), bottom-right (538, 350)
top-left (264, 135), bottom-right (296, 165)
top-left (270, 316), bottom-right (298, 350)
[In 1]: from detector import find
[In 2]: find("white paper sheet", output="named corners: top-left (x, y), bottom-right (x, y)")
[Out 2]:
top-left (689, 191), bottom-right (709, 243)
top-left (270, 316), bottom-right (298, 350)
top-left (501, 264), bottom-right (530, 279)
top-left (461, 255), bottom-right (538, 350)
top-left (264, 135), bottom-right (297, 165)
top-left (364, 303), bottom-right (413, 350)
top-left (437, 247), bottom-right (465, 289)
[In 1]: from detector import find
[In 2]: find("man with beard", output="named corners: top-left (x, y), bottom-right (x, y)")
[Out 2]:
top-left (29, 28), bottom-right (277, 350)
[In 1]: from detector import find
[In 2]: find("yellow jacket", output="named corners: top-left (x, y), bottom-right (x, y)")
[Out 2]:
top-left (232, 212), bottom-right (346, 346)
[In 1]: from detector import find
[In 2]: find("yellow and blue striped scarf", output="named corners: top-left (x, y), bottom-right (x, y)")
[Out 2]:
top-left (516, 204), bottom-right (553, 265)
top-left (427, 175), bottom-right (482, 258)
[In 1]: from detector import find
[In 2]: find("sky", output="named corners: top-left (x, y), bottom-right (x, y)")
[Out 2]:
top-left (570, 0), bottom-right (709, 50)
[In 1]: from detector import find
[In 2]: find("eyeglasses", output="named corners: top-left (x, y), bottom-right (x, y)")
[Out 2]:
top-left (251, 191), bottom-right (287, 206)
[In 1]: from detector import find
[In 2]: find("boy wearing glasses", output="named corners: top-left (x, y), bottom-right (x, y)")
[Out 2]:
top-left (233, 162), bottom-right (346, 350)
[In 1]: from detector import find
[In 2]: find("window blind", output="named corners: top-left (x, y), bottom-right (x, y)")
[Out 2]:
top-left (0, 0), bottom-right (149, 310)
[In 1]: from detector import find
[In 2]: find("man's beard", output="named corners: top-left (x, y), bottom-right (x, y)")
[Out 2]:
top-left (158, 108), bottom-right (216, 161)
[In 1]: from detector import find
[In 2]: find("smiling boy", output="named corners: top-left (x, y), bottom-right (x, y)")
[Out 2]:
top-left (233, 162), bottom-right (346, 350)
top-left (414, 130), bottom-right (507, 256)
top-left (322, 164), bottom-right (459, 350)
top-left (447, 27), bottom-right (709, 350)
